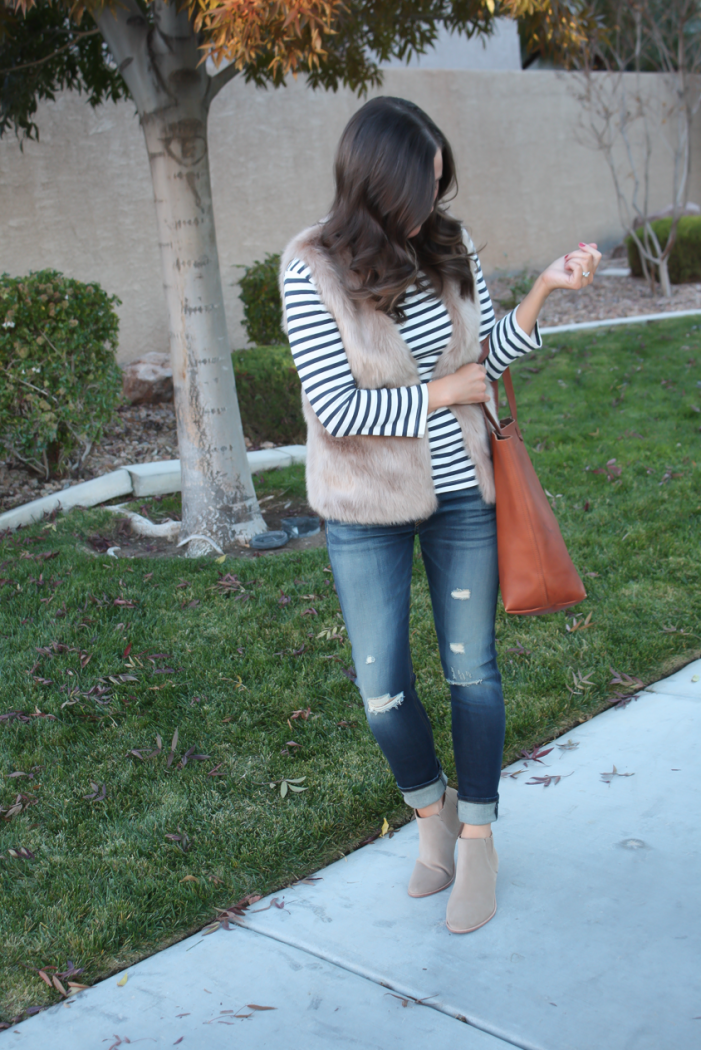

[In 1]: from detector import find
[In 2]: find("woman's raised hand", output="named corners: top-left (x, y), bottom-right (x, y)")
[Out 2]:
top-left (427, 362), bottom-right (489, 414)
top-left (540, 242), bottom-right (602, 293)
top-left (515, 241), bottom-right (602, 337)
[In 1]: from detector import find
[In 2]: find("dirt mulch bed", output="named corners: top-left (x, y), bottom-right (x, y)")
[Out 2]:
top-left (3, 257), bottom-right (701, 515)
top-left (100, 492), bottom-right (326, 561)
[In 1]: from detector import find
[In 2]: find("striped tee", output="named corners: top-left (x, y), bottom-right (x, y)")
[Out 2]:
top-left (283, 250), bottom-right (541, 495)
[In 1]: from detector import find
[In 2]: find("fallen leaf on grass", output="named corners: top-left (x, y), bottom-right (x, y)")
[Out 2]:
top-left (166, 728), bottom-right (179, 767)
top-left (215, 573), bottom-right (243, 594)
top-left (127, 734), bottom-right (162, 761)
top-left (37, 970), bottom-right (52, 987)
top-left (83, 782), bottom-right (106, 802)
top-left (165, 829), bottom-right (191, 852)
top-left (4, 846), bottom-right (35, 860)
top-left (116, 973), bottom-right (128, 987)
top-left (290, 707), bottom-right (311, 721)
top-left (506, 643), bottom-right (531, 656)
top-left (207, 763), bottom-right (225, 776)
top-left (177, 747), bottom-right (211, 770)
top-left (180, 875), bottom-right (198, 883)
top-left (52, 976), bottom-right (67, 997)
top-left (610, 667), bottom-right (644, 689)
top-left (271, 776), bottom-right (307, 798)
top-left (567, 670), bottom-right (596, 694)
top-left (566, 611), bottom-right (594, 633)
top-left (0, 708), bottom-right (56, 723)
top-left (600, 765), bottom-right (635, 784)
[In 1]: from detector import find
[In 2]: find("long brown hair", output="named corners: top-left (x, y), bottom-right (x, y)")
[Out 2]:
top-left (320, 96), bottom-right (474, 321)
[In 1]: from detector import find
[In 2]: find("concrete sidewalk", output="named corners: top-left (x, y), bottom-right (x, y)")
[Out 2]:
top-left (3, 660), bottom-right (700, 1050)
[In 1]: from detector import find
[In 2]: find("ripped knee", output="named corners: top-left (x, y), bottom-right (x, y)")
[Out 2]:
top-left (446, 667), bottom-right (484, 687)
top-left (367, 691), bottom-right (404, 714)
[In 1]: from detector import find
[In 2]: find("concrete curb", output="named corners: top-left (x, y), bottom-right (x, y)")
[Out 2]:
top-left (0, 445), bottom-right (307, 533)
top-left (540, 307), bottom-right (701, 335)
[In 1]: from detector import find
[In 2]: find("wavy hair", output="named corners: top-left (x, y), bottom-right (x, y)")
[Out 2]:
top-left (320, 96), bottom-right (474, 321)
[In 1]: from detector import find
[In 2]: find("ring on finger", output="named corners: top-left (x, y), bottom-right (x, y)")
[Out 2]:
top-left (582, 270), bottom-right (591, 277)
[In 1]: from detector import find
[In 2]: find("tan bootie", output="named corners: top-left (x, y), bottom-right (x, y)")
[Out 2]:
top-left (445, 834), bottom-right (498, 933)
top-left (407, 787), bottom-right (461, 898)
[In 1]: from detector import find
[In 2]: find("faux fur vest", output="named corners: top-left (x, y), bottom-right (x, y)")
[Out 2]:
top-left (280, 224), bottom-right (496, 525)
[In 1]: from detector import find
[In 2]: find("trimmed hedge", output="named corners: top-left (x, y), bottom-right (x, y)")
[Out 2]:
top-left (232, 344), bottom-right (305, 447)
top-left (237, 253), bottom-right (285, 346)
top-left (626, 216), bottom-right (701, 283)
top-left (0, 269), bottom-right (121, 476)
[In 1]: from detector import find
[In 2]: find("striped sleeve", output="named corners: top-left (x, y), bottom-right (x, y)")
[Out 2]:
top-left (283, 259), bottom-right (428, 438)
top-left (466, 234), bottom-right (542, 379)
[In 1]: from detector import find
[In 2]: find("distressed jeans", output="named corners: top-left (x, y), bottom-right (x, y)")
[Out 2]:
top-left (326, 490), bottom-right (504, 825)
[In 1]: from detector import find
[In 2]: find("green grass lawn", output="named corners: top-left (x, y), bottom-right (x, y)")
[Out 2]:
top-left (1, 316), bottom-right (700, 1023)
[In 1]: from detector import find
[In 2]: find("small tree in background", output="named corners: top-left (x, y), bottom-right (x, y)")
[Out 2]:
top-left (565, 1), bottom-right (701, 297)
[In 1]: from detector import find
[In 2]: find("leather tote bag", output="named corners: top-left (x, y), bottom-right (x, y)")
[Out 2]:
top-left (482, 368), bottom-right (586, 616)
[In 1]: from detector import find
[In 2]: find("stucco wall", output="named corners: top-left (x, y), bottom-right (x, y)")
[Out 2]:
top-left (1, 70), bottom-right (698, 363)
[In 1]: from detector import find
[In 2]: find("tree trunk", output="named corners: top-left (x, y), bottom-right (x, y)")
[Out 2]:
top-left (658, 255), bottom-right (673, 299)
top-left (96, 0), bottom-right (266, 555)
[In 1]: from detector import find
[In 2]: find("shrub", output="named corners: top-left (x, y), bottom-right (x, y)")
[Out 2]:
top-left (626, 216), bottom-right (701, 283)
top-left (236, 253), bottom-right (285, 346)
top-left (232, 344), bottom-right (305, 447)
top-left (0, 269), bottom-right (122, 477)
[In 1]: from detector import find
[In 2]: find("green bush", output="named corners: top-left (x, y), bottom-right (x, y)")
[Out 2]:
top-left (0, 269), bottom-right (122, 477)
top-left (232, 343), bottom-right (305, 446)
top-left (626, 216), bottom-right (701, 283)
top-left (236, 253), bottom-right (285, 346)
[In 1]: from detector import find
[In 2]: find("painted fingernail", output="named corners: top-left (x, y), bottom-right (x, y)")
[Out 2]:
top-left (579, 242), bottom-right (587, 248)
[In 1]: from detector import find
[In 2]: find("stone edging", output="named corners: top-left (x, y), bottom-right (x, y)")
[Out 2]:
top-left (0, 445), bottom-right (307, 533)
top-left (540, 307), bottom-right (701, 335)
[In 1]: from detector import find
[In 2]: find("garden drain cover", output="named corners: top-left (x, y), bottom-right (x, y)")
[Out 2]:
top-left (249, 530), bottom-right (289, 550)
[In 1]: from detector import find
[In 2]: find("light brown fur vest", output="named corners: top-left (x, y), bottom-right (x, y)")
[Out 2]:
top-left (280, 225), bottom-right (496, 524)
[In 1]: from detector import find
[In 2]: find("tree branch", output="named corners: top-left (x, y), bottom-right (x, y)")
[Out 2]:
top-left (93, 0), bottom-right (161, 114)
top-left (208, 59), bottom-right (239, 102)
top-left (0, 28), bottom-right (101, 76)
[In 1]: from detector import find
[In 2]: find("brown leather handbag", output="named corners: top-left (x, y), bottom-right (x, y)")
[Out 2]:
top-left (482, 368), bottom-right (586, 616)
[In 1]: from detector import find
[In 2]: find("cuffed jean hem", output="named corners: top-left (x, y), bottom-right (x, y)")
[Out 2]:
top-left (458, 798), bottom-right (498, 825)
top-left (400, 770), bottom-right (448, 810)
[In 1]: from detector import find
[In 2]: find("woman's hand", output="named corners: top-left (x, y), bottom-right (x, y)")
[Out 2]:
top-left (515, 241), bottom-right (602, 336)
top-left (427, 362), bottom-right (489, 413)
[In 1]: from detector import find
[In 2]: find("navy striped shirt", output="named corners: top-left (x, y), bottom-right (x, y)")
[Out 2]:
top-left (283, 246), bottom-right (541, 494)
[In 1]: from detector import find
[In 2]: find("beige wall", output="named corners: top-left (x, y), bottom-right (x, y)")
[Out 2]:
top-left (1, 70), bottom-right (698, 363)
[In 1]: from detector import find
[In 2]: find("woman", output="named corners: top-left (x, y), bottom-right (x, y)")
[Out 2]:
top-left (280, 97), bottom-right (600, 934)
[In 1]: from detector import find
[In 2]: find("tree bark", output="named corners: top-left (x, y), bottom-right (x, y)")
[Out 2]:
top-left (96, 0), bottom-right (266, 554)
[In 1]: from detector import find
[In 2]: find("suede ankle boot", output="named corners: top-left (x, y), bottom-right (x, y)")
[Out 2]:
top-left (445, 834), bottom-right (498, 933)
top-left (407, 787), bottom-right (461, 898)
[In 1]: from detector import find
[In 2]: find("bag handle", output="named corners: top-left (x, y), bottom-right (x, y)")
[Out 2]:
top-left (478, 336), bottom-right (520, 436)
top-left (481, 368), bottom-right (522, 441)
